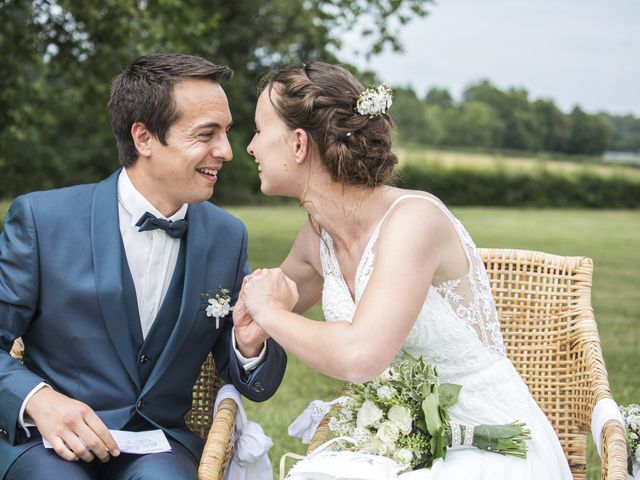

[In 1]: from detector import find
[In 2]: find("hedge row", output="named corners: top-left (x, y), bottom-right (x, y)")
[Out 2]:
top-left (396, 163), bottom-right (640, 208)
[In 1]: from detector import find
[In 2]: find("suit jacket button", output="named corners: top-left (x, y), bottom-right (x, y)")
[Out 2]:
top-left (252, 381), bottom-right (264, 393)
top-left (136, 399), bottom-right (145, 410)
top-left (140, 354), bottom-right (149, 364)
top-left (0, 428), bottom-right (8, 438)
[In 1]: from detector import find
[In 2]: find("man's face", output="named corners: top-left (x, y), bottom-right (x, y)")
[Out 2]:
top-left (144, 79), bottom-right (233, 210)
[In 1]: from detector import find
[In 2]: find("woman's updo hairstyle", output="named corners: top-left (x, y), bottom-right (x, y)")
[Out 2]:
top-left (259, 62), bottom-right (398, 188)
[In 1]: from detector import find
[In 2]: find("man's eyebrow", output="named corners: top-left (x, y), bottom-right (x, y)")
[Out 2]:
top-left (193, 121), bottom-right (234, 130)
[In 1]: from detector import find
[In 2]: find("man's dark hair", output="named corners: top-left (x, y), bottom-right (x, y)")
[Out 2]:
top-left (108, 53), bottom-right (233, 167)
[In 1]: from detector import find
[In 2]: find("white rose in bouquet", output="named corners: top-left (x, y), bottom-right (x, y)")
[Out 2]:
top-left (388, 405), bottom-right (413, 435)
top-left (377, 440), bottom-right (390, 456)
top-left (357, 400), bottom-right (383, 428)
top-left (352, 426), bottom-right (373, 444)
top-left (376, 420), bottom-right (400, 445)
top-left (393, 448), bottom-right (414, 466)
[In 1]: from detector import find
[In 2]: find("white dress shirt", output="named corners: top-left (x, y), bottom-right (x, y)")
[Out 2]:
top-left (19, 169), bottom-right (264, 436)
top-left (118, 168), bottom-right (187, 338)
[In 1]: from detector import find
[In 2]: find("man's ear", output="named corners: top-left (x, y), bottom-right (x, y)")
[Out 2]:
top-left (293, 128), bottom-right (310, 165)
top-left (131, 122), bottom-right (153, 158)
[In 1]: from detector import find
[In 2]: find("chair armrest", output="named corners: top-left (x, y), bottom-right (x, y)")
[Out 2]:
top-left (198, 398), bottom-right (238, 480)
top-left (307, 412), bottom-right (332, 454)
top-left (600, 419), bottom-right (629, 480)
top-left (580, 307), bottom-right (629, 479)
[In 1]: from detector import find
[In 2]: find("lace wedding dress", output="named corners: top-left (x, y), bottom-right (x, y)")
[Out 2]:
top-left (317, 194), bottom-right (572, 479)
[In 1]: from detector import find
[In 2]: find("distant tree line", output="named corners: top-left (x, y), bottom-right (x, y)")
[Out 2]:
top-left (2, 0), bottom-right (638, 207)
top-left (392, 81), bottom-right (640, 155)
top-left (0, 0), bottom-right (430, 201)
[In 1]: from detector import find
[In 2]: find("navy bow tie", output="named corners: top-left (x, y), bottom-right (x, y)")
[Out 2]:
top-left (135, 212), bottom-right (188, 238)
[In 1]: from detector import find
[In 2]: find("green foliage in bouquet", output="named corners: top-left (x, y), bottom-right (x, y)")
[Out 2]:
top-left (328, 356), bottom-right (531, 471)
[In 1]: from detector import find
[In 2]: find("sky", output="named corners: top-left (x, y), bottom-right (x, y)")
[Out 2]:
top-left (340, 0), bottom-right (640, 116)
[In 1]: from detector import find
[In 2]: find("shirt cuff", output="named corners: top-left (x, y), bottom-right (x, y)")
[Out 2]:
top-left (232, 327), bottom-right (267, 372)
top-left (19, 382), bottom-right (50, 438)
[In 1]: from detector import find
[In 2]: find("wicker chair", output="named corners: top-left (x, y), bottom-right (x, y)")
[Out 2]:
top-left (308, 248), bottom-right (628, 480)
top-left (9, 338), bottom-right (236, 480)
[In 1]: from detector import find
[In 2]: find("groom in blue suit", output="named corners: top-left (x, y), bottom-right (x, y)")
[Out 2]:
top-left (0, 53), bottom-right (287, 479)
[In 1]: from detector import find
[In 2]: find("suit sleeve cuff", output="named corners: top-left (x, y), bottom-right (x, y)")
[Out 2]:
top-left (18, 382), bottom-right (50, 438)
top-left (231, 327), bottom-right (267, 372)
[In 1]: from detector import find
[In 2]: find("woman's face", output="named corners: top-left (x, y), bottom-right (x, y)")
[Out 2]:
top-left (247, 88), bottom-right (300, 196)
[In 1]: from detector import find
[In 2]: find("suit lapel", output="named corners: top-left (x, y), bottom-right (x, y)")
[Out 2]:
top-left (91, 170), bottom-right (141, 389)
top-left (142, 202), bottom-right (209, 393)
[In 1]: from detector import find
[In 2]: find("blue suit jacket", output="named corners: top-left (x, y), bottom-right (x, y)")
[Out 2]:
top-left (0, 170), bottom-right (286, 476)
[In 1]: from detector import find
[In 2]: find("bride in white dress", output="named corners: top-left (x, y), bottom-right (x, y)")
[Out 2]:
top-left (240, 61), bottom-right (572, 479)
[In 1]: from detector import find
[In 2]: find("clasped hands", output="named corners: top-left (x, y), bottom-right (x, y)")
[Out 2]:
top-left (233, 268), bottom-right (299, 351)
top-left (240, 268), bottom-right (299, 320)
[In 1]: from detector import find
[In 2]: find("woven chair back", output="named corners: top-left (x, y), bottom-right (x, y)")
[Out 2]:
top-left (480, 248), bottom-right (602, 479)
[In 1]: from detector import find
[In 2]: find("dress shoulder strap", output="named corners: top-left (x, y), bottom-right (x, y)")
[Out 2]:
top-left (371, 194), bottom-right (474, 267)
top-left (378, 193), bottom-right (449, 225)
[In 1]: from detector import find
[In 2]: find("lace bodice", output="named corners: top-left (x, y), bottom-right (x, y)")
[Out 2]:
top-left (319, 194), bottom-right (506, 381)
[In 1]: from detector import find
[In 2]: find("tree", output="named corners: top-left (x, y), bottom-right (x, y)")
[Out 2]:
top-left (0, 0), bottom-right (432, 201)
top-left (455, 101), bottom-right (505, 148)
top-left (564, 107), bottom-right (612, 155)
top-left (391, 87), bottom-right (430, 145)
top-left (463, 81), bottom-right (543, 151)
top-left (603, 114), bottom-right (640, 152)
top-left (532, 99), bottom-right (568, 152)
top-left (425, 87), bottom-right (453, 109)
top-left (423, 105), bottom-right (448, 146)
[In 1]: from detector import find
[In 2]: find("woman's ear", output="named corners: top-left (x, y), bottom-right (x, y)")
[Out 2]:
top-left (131, 122), bottom-right (153, 158)
top-left (293, 128), bottom-right (310, 165)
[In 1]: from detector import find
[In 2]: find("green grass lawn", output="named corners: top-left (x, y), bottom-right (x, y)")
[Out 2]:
top-left (1, 201), bottom-right (637, 478)
top-left (226, 205), bottom-right (640, 480)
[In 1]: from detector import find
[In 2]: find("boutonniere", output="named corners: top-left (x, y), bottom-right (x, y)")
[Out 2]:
top-left (203, 286), bottom-right (233, 329)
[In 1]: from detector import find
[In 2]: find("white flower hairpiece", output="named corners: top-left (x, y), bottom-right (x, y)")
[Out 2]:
top-left (355, 84), bottom-right (393, 117)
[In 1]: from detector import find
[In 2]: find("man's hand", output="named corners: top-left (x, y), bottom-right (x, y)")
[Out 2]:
top-left (233, 280), bottom-right (270, 358)
top-left (25, 388), bottom-right (120, 462)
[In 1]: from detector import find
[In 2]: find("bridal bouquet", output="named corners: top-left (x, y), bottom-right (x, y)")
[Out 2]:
top-left (327, 357), bottom-right (531, 470)
top-left (620, 404), bottom-right (640, 478)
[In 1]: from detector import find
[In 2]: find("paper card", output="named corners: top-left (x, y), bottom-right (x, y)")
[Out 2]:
top-left (43, 429), bottom-right (172, 455)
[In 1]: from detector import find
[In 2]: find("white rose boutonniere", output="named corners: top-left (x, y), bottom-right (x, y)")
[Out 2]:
top-left (204, 286), bottom-right (233, 329)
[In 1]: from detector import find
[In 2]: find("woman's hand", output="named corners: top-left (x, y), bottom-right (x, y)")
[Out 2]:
top-left (241, 268), bottom-right (299, 321)
top-left (232, 294), bottom-right (269, 357)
